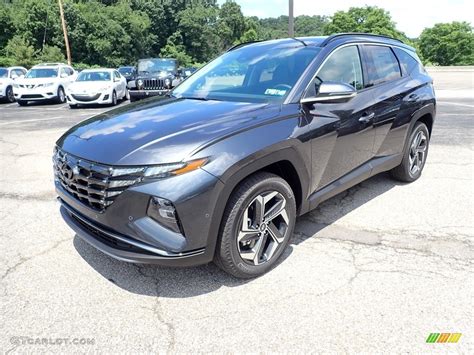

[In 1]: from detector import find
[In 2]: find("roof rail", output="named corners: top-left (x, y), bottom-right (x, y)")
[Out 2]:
top-left (321, 33), bottom-right (403, 47)
top-left (227, 40), bottom-right (263, 52)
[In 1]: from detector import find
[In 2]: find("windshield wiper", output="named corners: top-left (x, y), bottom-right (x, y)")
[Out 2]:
top-left (181, 96), bottom-right (209, 101)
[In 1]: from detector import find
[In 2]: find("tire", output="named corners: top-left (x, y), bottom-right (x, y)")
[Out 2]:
top-left (214, 172), bottom-right (296, 278)
top-left (391, 122), bottom-right (430, 182)
top-left (17, 100), bottom-right (28, 106)
top-left (69, 104), bottom-right (78, 109)
top-left (56, 86), bottom-right (66, 104)
top-left (6, 86), bottom-right (15, 103)
top-left (130, 96), bottom-right (137, 103)
top-left (111, 90), bottom-right (117, 106)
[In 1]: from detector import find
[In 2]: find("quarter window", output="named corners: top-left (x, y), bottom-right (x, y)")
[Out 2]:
top-left (316, 46), bottom-right (364, 90)
top-left (364, 45), bottom-right (401, 86)
top-left (392, 48), bottom-right (419, 75)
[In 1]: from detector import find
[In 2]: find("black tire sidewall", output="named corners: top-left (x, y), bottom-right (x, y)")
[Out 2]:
top-left (218, 173), bottom-right (296, 278)
top-left (112, 91), bottom-right (117, 105)
top-left (6, 86), bottom-right (15, 102)
top-left (57, 87), bottom-right (65, 103)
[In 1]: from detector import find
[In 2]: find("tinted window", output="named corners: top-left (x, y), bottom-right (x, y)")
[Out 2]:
top-left (364, 45), bottom-right (401, 86)
top-left (25, 68), bottom-right (58, 78)
top-left (393, 48), bottom-right (419, 75)
top-left (316, 46), bottom-right (364, 90)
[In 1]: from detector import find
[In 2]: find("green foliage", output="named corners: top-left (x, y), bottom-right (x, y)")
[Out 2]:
top-left (3, 35), bottom-right (37, 67)
top-left (38, 45), bottom-right (65, 63)
top-left (419, 22), bottom-right (474, 65)
top-left (0, 1), bottom-right (469, 68)
top-left (324, 6), bottom-right (407, 41)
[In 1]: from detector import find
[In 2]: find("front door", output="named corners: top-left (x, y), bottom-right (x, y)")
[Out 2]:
top-left (303, 45), bottom-right (376, 194)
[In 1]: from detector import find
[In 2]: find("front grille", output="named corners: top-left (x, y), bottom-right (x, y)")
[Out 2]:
top-left (53, 148), bottom-right (146, 211)
top-left (143, 78), bottom-right (165, 90)
top-left (71, 93), bottom-right (101, 102)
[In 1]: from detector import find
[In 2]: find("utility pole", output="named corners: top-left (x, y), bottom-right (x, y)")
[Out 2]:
top-left (58, 0), bottom-right (71, 65)
top-left (288, 0), bottom-right (294, 37)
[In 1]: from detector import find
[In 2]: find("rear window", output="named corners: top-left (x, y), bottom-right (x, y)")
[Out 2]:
top-left (392, 48), bottom-right (420, 75)
top-left (364, 45), bottom-right (401, 86)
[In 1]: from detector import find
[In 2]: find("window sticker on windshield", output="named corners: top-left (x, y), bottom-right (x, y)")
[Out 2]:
top-left (264, 88), bottom-right (287, 96)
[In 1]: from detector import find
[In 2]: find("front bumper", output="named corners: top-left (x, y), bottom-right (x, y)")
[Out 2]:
top-left (129, 89), bottom-right (169, 100)
top-left (14, 86), bottom-right (58, 101)
top-left (56, 166), bottom-right (224, 266)
top-left (67, 91), bottom-right (112, 105)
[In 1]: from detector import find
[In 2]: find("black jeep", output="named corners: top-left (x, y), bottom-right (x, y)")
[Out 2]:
top-left (128, 58), bottom-right (182, 102)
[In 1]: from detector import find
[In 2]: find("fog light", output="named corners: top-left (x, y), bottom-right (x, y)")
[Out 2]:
top-left (147, 197), bottom-right (182, 234)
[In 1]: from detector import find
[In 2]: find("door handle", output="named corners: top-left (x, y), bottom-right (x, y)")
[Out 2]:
top-left (359, 112), bottom-right (375, 123)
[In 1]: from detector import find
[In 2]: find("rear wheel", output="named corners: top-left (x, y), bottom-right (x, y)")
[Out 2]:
top-left (6, 86), bottom-right (15, 103)
top-left (391, 122), bottom-right (430, 182)
top-left (214, 172), bottom-right (296, 278)
top-left (56, 86), bottom-right (65, 104)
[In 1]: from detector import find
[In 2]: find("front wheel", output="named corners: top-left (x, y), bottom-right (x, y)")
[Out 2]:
top-left (6, 86), bottom-right (15, 103)
top-left (391, 122), bottom-right (430, 182)
top-left (56, 86), bottom-right (66, 104)
top-left (111, 90), bottom-right (117, 106)
top-left (17, 100), bottom-right (28, 106)
top-left (214, 172), bottom-right (296, 278)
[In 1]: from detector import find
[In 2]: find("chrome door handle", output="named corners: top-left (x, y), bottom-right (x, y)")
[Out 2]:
top-left (359, 112), bottom-right (375, 123)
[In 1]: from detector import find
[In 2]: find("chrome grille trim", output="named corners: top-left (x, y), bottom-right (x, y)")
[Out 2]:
top-left (53, 148), bottom-right (145, 211)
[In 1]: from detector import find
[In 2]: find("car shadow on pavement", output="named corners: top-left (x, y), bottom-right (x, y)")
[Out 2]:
top-left (73, 172), bottom-right (401, 297)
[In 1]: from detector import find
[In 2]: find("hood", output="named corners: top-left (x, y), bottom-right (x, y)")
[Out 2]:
top-left (17, 77), bottom-right (58, 85)
top-left (68, 81), bottom-right (111, 93)
top-left (57, 97), bottom-right (280, 165)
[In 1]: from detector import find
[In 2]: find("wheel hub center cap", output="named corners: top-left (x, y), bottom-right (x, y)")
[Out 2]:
top-left (259, 223), bottom-right (267, 232)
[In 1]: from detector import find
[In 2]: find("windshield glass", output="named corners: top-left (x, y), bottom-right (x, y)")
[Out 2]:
top-left (137, 59), bottom-right (176, 74)
top-left (76, 71), bottom-right (111, 81)
top-left (0, 68), bottom-right (8, 78)
top-left (118, 67), bottom-right (134, 76)
top-left (25, 68), bottom-right (58, 78)
top-left (173, 45), bottom-right (320, 103)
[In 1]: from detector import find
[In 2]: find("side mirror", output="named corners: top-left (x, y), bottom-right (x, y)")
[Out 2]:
top-left (301, 81), bottom-right (356, 104)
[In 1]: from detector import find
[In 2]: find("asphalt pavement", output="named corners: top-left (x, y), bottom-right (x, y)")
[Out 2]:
top-left (0, 69), bottom-right (473, 353)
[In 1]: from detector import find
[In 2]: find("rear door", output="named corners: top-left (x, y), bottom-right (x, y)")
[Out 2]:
top-left (360, 45), bottom-right (409, 157)
top-left (304, 45), bottom-right (377, 192)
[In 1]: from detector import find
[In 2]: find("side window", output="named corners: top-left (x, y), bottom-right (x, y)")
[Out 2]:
top-left (10, 70), bottom-right (18, 79)
top-left (316, 46), bottom-right (364, 90)
top-left (364, 45), bottom-right (401, 86)
top-left (66, 67), bottom-right (74, 76)
top-left (15, 69), bottom-right (25, 77)
top-left (392, 47), bottom-right (420, 75)
top-left (60, 67), bottom-right (68, 77)
top-left (114, 71), bottom-right (121, 79)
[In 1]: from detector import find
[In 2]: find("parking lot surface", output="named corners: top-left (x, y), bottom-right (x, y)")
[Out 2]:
top-left (1, 69), bottom-right (473, 353)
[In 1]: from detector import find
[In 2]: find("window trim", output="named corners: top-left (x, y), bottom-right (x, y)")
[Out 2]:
top-left (301, 44), bottom-right (365, 101)
top-left (296, 42), bottom-right (418, 103)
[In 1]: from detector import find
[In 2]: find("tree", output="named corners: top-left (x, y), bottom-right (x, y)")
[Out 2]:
top-left (37, 44), bottom-right (66, 63)
top-left (295, 15), bottom-right (327, 36)
top-left (3, 35), bottom-right (37, 67)
top-left (419, 22), bottom-right (473, 65)
top-left (217, 1), bottom-right (246, 49)
top-left (160, 32), bottom-right (193, 67)
top-left (324, 6), bottom-right (406, 41)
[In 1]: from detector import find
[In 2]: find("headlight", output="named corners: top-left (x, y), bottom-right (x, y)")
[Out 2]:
top-left (164, 78), bottom-right (171, 88)
top-left (98, 86), bottom-right (111, 91)
top-left (38, 82), bottom-right (54, 87)
top-left (137, 79), bottom-right (143, 89)
top-left (142, 158), bottom-right (208, 179)
top-left (13, 83), bottom-right (19, 88)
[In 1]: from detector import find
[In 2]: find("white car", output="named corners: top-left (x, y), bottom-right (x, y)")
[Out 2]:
top-left (14, 63), bottom-right (76, 106)
top-left (66, 69), bottom-right (128, 108)
top-left (0, 66), bottom-right (27, 103)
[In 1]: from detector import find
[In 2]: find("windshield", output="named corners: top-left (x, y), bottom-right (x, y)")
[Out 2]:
top-left (118, 67), bottom-right (134, 76)
top-left (25, 68), bottom-right (58, 78)
top-left (137, 59), bottom-right (176, 74)
top-left (173, 45), bottom-right (320, 103)
top-left (0, 69), bottom-right (7, 78)
top-left (76, 71), bottom-right (111, 81)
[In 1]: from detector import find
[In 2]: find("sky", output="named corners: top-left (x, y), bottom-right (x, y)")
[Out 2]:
top-left (219, 0), bottom-right (474, 38)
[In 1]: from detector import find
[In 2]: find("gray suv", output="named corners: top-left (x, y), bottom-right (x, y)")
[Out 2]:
top-left (54, 34), bottom-right (435, 278)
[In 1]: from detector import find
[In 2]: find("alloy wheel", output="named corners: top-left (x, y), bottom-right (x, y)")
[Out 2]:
top-left (409, 130), bottom-right (427, 175)
top-left (237, 191), bottom-right (290, 266)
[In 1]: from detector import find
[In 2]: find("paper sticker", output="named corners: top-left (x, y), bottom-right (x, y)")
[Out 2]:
top-left (264, 88), bottom-right (287, 96)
